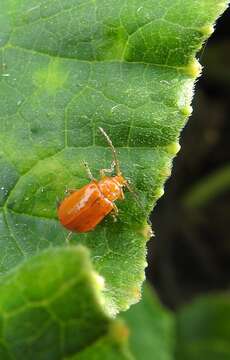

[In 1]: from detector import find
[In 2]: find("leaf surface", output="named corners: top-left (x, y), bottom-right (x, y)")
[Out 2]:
top-left (123, 284), bottom-right (175, 360)
top-left (125, 286), bottom-right (230, 360)
top-left (0, 246), bottom-right (132, 359)
top-left (176, 294), bottom-right (230, 360)
top-left (0, 0), bottom-right (228, 315)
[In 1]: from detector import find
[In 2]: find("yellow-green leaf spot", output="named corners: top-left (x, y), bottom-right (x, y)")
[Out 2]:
top-left (184, 59), bottom-right (202, 78)
top-left (34, 60), bottom-right (69, 91)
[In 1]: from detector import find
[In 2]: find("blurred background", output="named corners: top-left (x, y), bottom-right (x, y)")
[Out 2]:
top-left (147, 10), bottom-right (230, 309)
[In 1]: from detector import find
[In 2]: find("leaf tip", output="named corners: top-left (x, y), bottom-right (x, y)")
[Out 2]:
top-left (166, 142), bottom-right (181, 155)
top-left (200, 25), bottom-right (215, 37)
top-left (155, 187), bottom-right (165, 199)
top-left (121, 284), bottom-right (144, 313)
top-left (131, 286), bottom-right (142, 303)
top-left (160, 166), bottom-right (172, 178)
top-left (184, 58), bottom-right (202, 78)
top-left (180, 105), bottom-right (193, 117)
top-left (139, 223), bottom-right (154, 240)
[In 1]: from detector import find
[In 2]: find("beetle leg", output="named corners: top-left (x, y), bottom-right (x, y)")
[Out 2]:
top-left (100, 161), bottom-right (115, 178)
top-left (113, 203), bottom-right (119, 215)
top-left (111, 203), bottom-right (118, 222)
top-left (111, 213), bottom-right (117, 222)
top-left (65, 188), bottom-right (78, 195)
top-left (82, 161), bottom-right (95, 181)
top-left (56, 196), bottom-right (61, 208)
top-left (65, 231), bottom-right (73, 245)
top-left (119, 189), bottom-right (125, 200)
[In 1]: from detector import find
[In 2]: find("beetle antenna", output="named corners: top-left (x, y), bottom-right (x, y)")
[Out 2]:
top-left (99, 127), bottom-right (121, 176)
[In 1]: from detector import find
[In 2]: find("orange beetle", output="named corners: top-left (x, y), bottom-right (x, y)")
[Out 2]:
top-left (57, 128), bottom-right (129, 234)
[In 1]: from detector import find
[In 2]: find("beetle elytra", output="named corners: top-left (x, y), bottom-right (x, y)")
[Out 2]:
top-left (57, 128), bottom-right (129, 235)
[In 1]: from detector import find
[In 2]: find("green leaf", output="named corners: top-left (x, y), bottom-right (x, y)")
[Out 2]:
top-left (0, 0), bottom-right (228, 315)
top-left (123, 284), bottom-right (175, 360)
top-left (0, 245), bottom-right (132, 359)
top-left (124, 286), bottom-right (230, 360)
top-left (183, 164), bottom-right (230, 209)
top-left (175, 294), bottom-right (230, 360)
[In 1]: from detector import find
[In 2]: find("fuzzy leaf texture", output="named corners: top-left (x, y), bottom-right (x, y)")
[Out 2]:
top-left (0, 0), bottom-right (228, 322)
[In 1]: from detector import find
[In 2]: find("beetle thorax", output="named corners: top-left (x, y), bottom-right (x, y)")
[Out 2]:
top-left (97, 176), bottom-right (126, 202)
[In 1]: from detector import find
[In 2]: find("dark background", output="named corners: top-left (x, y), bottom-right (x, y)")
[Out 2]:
top-left (147, 10), bottom-right (230, 309)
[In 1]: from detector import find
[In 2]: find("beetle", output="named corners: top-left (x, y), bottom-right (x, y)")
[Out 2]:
top-left (57, 127), bottom-right (130, 235)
